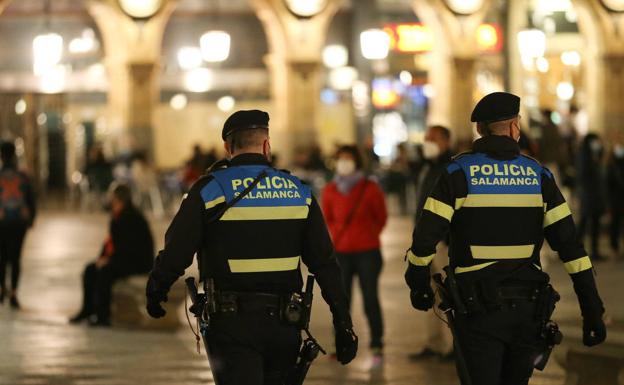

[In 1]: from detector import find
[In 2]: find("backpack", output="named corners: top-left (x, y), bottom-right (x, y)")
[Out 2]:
top-left (0, 169), bottom-right (30, 223)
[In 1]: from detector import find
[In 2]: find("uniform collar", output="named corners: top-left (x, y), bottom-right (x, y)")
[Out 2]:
top-left (230, 153), bottom-right (271, 166)
top-left (473, 135), bottom-right (520, 159)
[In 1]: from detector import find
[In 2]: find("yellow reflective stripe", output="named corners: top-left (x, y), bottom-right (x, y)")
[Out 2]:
top-left (205, 196), bottom-right (226, 210)
top-left (306, 198), bottom-right (312, 205)
top-left (455, 198), bottom-right (466, 210)
top-left (455, 261), bottom-right (498, 274)
top-left (424, 197), bottom-right (454, 221)
top-left (228, 256), bottom-right (301, 273)
top-left (543, 202), bottom-right (572, 228)
top-left (407, 250), bottom-right (435, 266)
top-left (564, 256), bottom-right (593, 274)
top-left (463, 194), bottom-right (543, 208)
top-left (221, 205), bottom-right (309, 221)
top-left (470, 245), bottom-right (534, 260)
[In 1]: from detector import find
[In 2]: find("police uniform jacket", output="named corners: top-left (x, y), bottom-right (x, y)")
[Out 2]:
top-left (405, 135), bottom-right (603, 318)
top-left (149, 153), bottom-right (351, 325)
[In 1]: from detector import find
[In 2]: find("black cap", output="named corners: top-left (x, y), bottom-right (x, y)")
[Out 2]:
top-left (222, 110), bottom-right (270, 140)
top-left (471, 92), bottom-right (520, 123)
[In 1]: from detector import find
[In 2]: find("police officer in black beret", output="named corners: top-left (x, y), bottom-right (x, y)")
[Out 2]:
top-left (145, 110), bottom-right (357, 384)
top-left (405, 92), bottom-right (606, 385)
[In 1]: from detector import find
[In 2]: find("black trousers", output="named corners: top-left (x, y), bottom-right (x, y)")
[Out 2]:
top-left (578, 212), bottom-right (602, 258)
top-left (205, 304), bottom-right (300, 385)
top-left (337, 249), bottom-right (384, 348)
top-left (454, 301), bottom-right (541, 385)
top-left (610, 207), bottom-right (624, 253)
top-left (0, 225), bottom-right (27, 292)
top-left (79, 262), bottom-right (123, 320)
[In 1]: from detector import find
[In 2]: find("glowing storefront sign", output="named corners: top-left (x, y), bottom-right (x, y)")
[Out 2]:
top-left (383, 23), bottom-right (502, 53)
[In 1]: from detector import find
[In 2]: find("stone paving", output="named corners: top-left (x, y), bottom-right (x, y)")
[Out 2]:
top-left (0, 209), bottom-right (621, 384)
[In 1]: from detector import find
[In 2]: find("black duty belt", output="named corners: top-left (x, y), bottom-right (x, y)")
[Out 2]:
top-left (215, 291), bottom-right (284, 314)
top-left (497, 285), bottom-right (541, 301)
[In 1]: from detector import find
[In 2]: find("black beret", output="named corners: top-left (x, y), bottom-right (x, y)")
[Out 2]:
top-left (222, 110), bottom-right (270, 140)
top-left (471, 92), bottom-right (520, 123)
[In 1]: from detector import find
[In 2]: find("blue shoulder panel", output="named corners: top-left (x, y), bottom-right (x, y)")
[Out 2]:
top-left (446, 163), bottom-right (461, 174)
top-left (199, 179), bottom-right (225, 204)
top-left (455, 152), bottom-right (543, 195)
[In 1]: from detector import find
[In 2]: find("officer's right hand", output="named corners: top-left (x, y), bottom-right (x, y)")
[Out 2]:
top-left (335, 327), bottom-right (358, 365)
top-left (410, 287), bottom-right (435, 311)
top-left (146, 299), bottom-right (167, 319)
top-left (582, 315), bottom-right (606, 347)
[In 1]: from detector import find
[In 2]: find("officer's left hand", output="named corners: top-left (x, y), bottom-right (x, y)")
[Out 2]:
top-left (410, 287), bottom-right (435, 311)
top-left (582, 315), bottom-right (606, 347)
top-left (146, 299), bottom-right (167, 319)
top-left (335, 327), bottom-right (358, 365)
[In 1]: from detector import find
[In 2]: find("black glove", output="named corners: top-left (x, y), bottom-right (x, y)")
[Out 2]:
top-left (335, 326), bottom-right (358, 365)
top-left (582, 315), bottom-right (606, 347)
top-left (146, 299), bottom-right (167, 319)
top-left (410, 287), bottom-right (435, 311)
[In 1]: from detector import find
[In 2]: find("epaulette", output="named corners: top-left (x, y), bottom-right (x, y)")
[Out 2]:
top-left (206, 158), bottom-right (231, 173)
top-left (451, 150), bottom-right (474, 161)
top-left (278, 168), bottom-right (291, 175)
top-left (519, 153), bottom-right (542, 165)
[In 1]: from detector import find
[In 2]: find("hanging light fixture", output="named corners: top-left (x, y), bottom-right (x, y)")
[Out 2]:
top-left (33, 0), bottom-right (63, 76)
top-left (360, 29), bottom-right (390, 60)
top-left (200, 31), bottom-right (231, 63)
top-left (517, 29), bottom-right (546, 59)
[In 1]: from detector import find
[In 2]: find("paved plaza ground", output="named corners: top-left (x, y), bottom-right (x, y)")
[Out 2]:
top-left (0, 209), bottom-right (622, 385)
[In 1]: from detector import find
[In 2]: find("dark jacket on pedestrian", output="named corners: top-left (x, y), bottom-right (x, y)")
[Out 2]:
top-left (607, 151), bottom-right (624, 212)
top-left (106, 205), bottom-right (154, 276)
top-left (0, 165), bottom-right (36, 228)
top-left (576, 134), bottom-right (606, 216)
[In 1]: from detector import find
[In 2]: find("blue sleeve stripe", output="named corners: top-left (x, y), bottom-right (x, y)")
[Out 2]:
top-left (200, 180), bottom-right (224, 203)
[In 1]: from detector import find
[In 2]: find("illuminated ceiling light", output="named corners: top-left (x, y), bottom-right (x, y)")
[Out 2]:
top-left (15, 99), bottom-right (27, 115)
top-left (200, 31), bottom-right (231, 63)
top-left (118, 0), bottom-right (163, 19)
top-left (184, 68), bottom-right (213, 93)
top-left (217, 96), bottom-right (236, 112)
top-left (360, 29), bottom-right (390, 60)
top-left (536, 57), bottom-right (550, 73)
top-left (556, 82), bottom-right (575, 101)
top-left (399, 70), bottom-right (412, 86)
top-left (284, 0), bottom-right (328, 18)
top-left (33, 32), bottom-right (63, 75)
top-left (177, 46), bottom-right (203, 70)
top-left (322, 45), bottom-right (348, 69)
top-left (422, 84), bottom-right (436, 99)
top-left (88, 63), bottom-right (106, 78)
top-left (37, 113), bottom-right (48, 126)
top-left (444, 0), bottom-right (484, 15)
top-left (561, 51), bottom-right (581, 67)
top-left (69, 28), bottom-right (97, 54)
top-left (170, 93), bottom-right (188, 110)
top-left (39, 65), bottom-right (67, 94)
top-left (517, 29), bottom-right (546, 59)
top-left (601, 0), bottom-right (624, 12)
top-left (476, 24), bottom-right (499, 51)
top-left (328, 66), bottom-right (358, 91)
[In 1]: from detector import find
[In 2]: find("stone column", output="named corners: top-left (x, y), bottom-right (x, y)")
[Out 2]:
top-left (412, 0), bottom-right (492, 142)
top-left (250, 0), bottom-right (340, 163)
top-left (86, 0), bottom-right (176, 156)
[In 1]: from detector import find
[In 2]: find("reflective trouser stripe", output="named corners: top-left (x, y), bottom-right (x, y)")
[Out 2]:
top-left (228, 256), bottom-right (301, 273)
top-left (470, 245), bottom-right (534, 259)
top-left (220, 205), bottom-right (309, 221)
top-left (407, 250), bottom-right (435, 266)
top-left (424, 197), bottom-right (454, 221)
top-left (455, 261), bottom-right (498, 274)
top-left (463, 194), bottom-right (543, 207)
top-left (543, 202), bottom-right (572, 228)
top-left (564, 256), bottom-right (592, 274)
top-left (205, 196), bottom-right (226, 210)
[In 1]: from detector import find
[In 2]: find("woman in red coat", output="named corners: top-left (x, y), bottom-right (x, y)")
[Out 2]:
top-left (322, 145), bottom-right (387, 362)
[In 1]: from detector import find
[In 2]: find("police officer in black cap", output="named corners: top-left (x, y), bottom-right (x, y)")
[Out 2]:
top-left (145, 110), bottom-right (358, 384)
top-left (405, 92), bottom-right (606, 385)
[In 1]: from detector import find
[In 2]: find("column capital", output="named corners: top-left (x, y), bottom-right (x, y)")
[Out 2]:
top-left (572, 0), bottom-right (624, 55)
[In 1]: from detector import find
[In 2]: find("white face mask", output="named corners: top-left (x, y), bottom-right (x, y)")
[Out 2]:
top-left (422, 141), bottom-right (441, 160)
top-left (335, 159), bottom-right (356, 176)
top-left (614, 144), bottom-right (624, 158)
top-left (590, 140), bottom-right (603, 153)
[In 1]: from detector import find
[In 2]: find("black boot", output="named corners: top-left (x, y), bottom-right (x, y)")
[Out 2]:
top-left (69, 310), bottom-right (91, 324)
top-left (9, 293), bottom-right (20, 310)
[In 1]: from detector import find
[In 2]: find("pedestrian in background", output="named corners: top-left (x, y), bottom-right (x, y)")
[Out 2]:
top-left (0, 142), bottom-right (36, 309)
top-left (70, 184), bottom-right (153, 326)
top-left (322, 145), bottom-right (387, 364)
top-left (607, 137), bottom-right (624, 258)
top-left (576, 133), bottom-right (606, 261)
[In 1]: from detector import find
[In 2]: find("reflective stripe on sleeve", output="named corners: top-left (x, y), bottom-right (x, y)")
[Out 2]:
top-left (455, 198), bottom-right (466, 210)
top-left (470, 245), bottom-right (534, 260)
top-left (205, 196), bottom-right (226, 210)
top-left (407, 250), bottom-right (435, 266)
top-left (564, 256), bottom-right (592, 274)
top-left (455, 261), bottom-right (498, 274)
top-left (220, 205), bottom-right (309, 221)
top-left (543, 202), bottom-right (572, 228)
top-left (463, 194), bottom-right (543, 208)
top-left (423, 197), bottom-right (454, 222)
top-left (228, 256), bottom-right (301, 273)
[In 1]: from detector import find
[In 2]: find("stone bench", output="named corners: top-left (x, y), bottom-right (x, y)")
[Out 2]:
top-left (555, 340), bottom-right (624, 385)
top-left (111, 275), bottom-right (187, 331)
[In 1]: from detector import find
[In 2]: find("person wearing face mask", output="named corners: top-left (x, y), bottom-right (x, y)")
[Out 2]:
top-left (607, 141), bottom-right (624, 258)
top-left (405, 92), bottom-right (606, 385)
top-left (146, 110), bottom-right (358, 384)
top-left (576, 133), bottom-right (607, 261)
top-left (322, 145), bottom-right (387, 365)
top-left (408, 126), bottom-right (454, 361)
